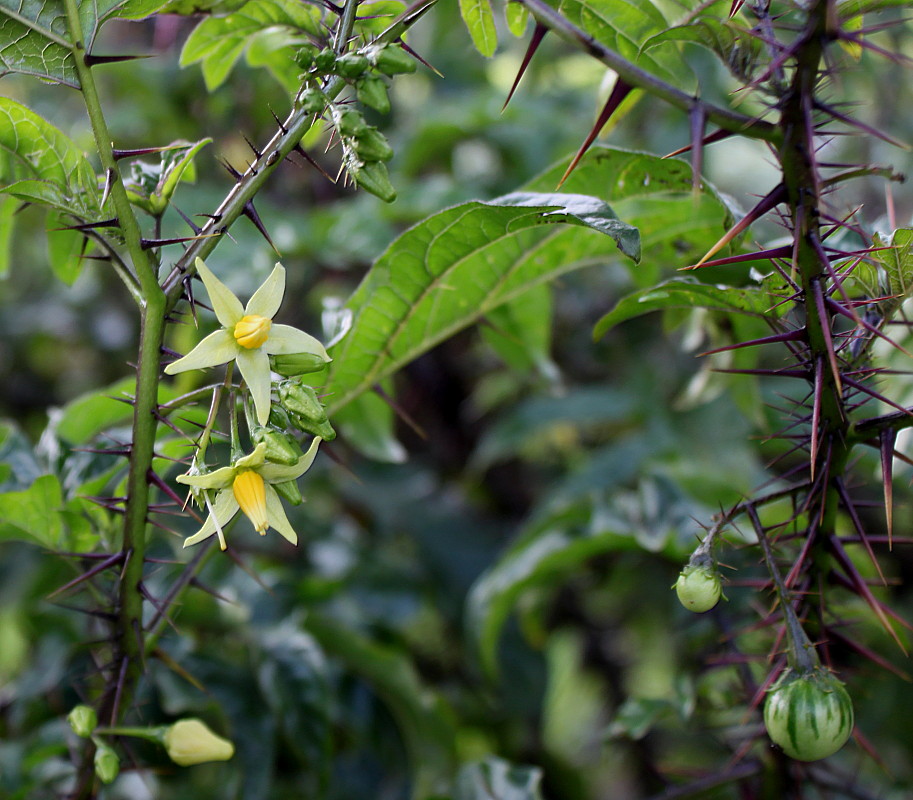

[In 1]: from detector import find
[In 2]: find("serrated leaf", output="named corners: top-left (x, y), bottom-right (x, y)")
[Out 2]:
top-left (505, 0), bottom-right (528, 36)
top-left (0, 0), bottom-right (126, 85)
top-left (324, 193), bottom-right (638, 415)
top-left (593, 277), bottom-right (772, 339)
top-left (455, 757), bottom-right (544, 800)
top-left (459, 0), bottom-right (497, 56)
top-left (180, 0), bottom-right (323, 90)
top-left (873, 228), bottom-right (913, 300)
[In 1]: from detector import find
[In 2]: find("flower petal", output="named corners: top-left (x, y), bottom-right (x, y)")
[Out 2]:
top-left (261, 324), bottom-right (330, 361)
top-left (264, 484), bottom-right (298, 545)
top-left (177, 464), bottom-right (236, 489)
top-left (195, 258), bottom-right (244, 328)
top-left (234, 442), bottom-right (268, 471)
top-left (259, 437), bottom-right (321, 483)
top-left (245, 263), bottom-right (285, 320)
top-left (164, 329), bottom-right (237, 375)
top-left (235, 347), bottom-right (273, 425)
top-left (183, 490), bottom-right (239, 548)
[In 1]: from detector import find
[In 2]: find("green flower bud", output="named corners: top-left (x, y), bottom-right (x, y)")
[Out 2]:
top-left (251, 425), bottom-right (303, 466)
top-left (68, 705), bottom-right (97, 738)
top-left (163, 719), bottom-right (235, 767)
top-left (313, 48), bottom-right (337, 73)
top-left (298, 87), bottom-right (327, 115)
top-left (349, 159), bottom-right (396, 203)
top-left (272, 478), bottom-right (303, 506)
top-left (94, 741), bottom-right (120, 784)
top-left (354, 128), bottom-right (394, 162)
top-left (336, 108), bottom-right (368, 137)
top-left (268, 404), bottom-right (292, 430)
top-left (356, 75), bottom-right (391, 114)
top-left (279, 380), bottom-right (326, 421)
top-left (335, 52), bottom-right (369, 79)
top-left (295, 44), bottom-right (320, 69)
top-left (289, 413), bottom-right (337, 440)
top-left (270, 352), bottom-right (329, 377)
top-left (369, 44), bottom-right (417, 75)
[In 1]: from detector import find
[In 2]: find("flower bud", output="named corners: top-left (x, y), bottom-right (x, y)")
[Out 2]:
top-left (335, 52), bottom-right (369, 79)
top-left (251, 425), bottom-right (303, 466)
top-left (368, 44), bottom-right (417, 75)
top-left (272, 479), bottom-right (303, 506)
top-left (336, 108), bottom-right (368, 137)
top-left (354, 128), bottom-right (394, 163)
top-left (68, 705), bottom-right (97, 738)
top-left (349, 159), bottom-right (396, 203)
top-left (270, 352), bottom-right (328, 377)
top-left (94, 740), bottom-right (120, 784)
top-left (163, 719), bottom-right (235, 766)
top-left (356, 75), bottom-right (391, 114)
top-left (279, 380), bottom-right (327, 422)
top-left (313, 48), bottom-right (336, 73)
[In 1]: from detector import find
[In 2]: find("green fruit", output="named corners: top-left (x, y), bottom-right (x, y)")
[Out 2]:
top-left (763, 668), bottom-right (854, 761)
top-left (674, 564), bottom-right (721, 613)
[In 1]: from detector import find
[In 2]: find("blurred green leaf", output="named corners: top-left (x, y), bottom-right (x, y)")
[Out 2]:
top-left (0, 474), bottom-right (65, 548)
top-left (0, 194), bottom-right (16, 278)
top-left (180, 0), bottom-right (323, 90)
top-left (45, 212), bottom-right (86, 285)
top-left (455, 757), bottom-right (544, 800)
top-left (505, 1), bottom-right (528, 36)
top-left (459, 0), bottom-right (497, 57)
top-left (334, 390), bottom-right (407, 463)
top-left (325, 192), bottom-right (638, 414)
top-left (593, 277), bottom-right (773, 340)
top-left (304, 613), bottom-right (456, 799)
top-left (481, 283), bottom-right (559, 380)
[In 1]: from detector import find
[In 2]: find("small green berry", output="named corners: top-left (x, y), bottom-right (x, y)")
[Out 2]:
top-left (674, 565), bottom-right (722, 613)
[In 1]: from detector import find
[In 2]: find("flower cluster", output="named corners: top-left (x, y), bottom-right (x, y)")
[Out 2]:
top-left (167, 258), bottom-right (332, 549)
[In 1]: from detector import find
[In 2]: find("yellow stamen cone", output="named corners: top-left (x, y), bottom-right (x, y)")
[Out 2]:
top-left (232, 471), bottom-right (269, 534)
top-left (233, 314), bottom-right (272, 349)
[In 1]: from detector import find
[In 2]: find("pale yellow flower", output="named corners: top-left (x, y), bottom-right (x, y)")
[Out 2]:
top-left (177, 438), bottom-right (321, 549)
top-left (165, 258), bottom-right (329, 424)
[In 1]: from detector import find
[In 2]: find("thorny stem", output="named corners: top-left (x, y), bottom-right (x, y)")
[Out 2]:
top-left (63, 0), bottom-right (167, 794)
top-left (515, 0), bottom-right (781, 144)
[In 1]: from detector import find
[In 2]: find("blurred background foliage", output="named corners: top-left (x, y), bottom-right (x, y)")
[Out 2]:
top-left (4, 1), bottom-right (913, 798)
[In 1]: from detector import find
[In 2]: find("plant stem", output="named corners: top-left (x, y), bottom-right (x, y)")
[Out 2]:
top-left (63, 4), bottom-right (167, 796)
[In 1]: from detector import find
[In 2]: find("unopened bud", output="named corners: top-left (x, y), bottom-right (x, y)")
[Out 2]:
top-left (163, 719), bottom-right (235, 766)
top-left (252, 425), bottom-right (303, 466)
top-left (270, 352), bottom-right (328, 377)
top-left (68, 705), bottom-right (97, 738)
top-left (94, 741), bottom-right (120, 784)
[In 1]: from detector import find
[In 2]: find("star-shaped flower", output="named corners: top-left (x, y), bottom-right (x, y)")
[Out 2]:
top-left (165, 258), bottom-right (330, 424)
top-left (177, 438), bottom-right (321, 549)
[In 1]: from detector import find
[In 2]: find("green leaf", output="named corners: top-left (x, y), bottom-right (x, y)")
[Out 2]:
top-left (593, 277), bottom-right (773, 339)
top-left (466, 438), bottom-right (650, 678)
top-left (46, 212), bottom-right (86, 285)
top-left (125, 139), bottom-right (212, 216)
top-left (0, 474), bottom-right (65, 548)
top-left (873, 228), bottom-right (913, 301)
top-left (0, 194), bottom-right (16, 278)
top-left (0, 0), bottom-right (126, 85)
top-left (556, 0), bottom-right (686, 85)
top-left (325, 193), bottom-right (637, 414)
top-left (455, 757), bottom-right (544, 800)
top-left (505, 0), bottom-right (528, 36)
top-left (481, 283), bottom-right (559, 379)
top-left (334, 390), bottom-right (407, 464)
top-left (459, 0), bottom-right (497, 56)
top-left (303, 614), bottom-right (455, 799)
top-left (180, 0), bottom-right (323, 90)
top-left (641, 17), bottom-right (763, 82)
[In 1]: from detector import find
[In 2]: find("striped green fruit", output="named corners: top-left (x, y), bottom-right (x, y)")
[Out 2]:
top-left (763, 668), bottom-right (854, 761)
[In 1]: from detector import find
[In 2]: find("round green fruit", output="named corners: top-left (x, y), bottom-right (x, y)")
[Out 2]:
top-left (674, 565), bottom-right (721, 613)
top-left (763, 669), bottom-right (854, 761)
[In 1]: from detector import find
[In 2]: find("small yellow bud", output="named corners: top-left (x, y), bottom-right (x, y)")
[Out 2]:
top-left (233, 314), bottom-right (272, 349)
top-left (232, 470), bottom-right (269, 533)
top-left (163, 719), bottom-right (235, 766)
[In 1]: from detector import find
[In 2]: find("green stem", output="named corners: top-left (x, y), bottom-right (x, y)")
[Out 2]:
top-left (63, 4), bottom-right (167, 797)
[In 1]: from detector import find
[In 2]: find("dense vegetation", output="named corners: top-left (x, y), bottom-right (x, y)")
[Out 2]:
top-left (2, 0), bottom-right (913, 797)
